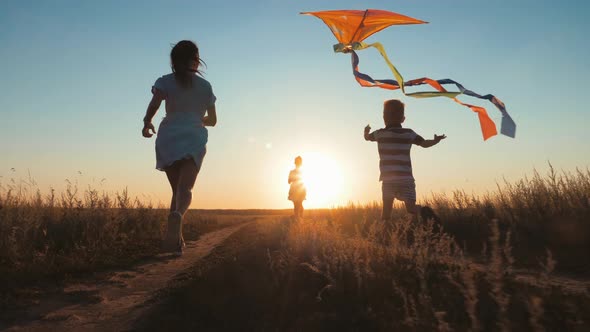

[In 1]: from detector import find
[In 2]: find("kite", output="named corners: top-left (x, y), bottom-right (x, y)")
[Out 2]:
top-left (301, 9), bottom-right (516, 140)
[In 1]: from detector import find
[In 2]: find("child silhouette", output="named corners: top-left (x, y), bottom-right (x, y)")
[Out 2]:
top-left (364, 99), bottom-right (444, 224)
top-left (288, 156), bottom-right (306, 219)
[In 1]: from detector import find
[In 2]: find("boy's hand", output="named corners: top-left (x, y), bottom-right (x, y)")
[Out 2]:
top-left (364, 124), bottom-right (375, 141)
top-left (434, 134), bottom-right (447, 142)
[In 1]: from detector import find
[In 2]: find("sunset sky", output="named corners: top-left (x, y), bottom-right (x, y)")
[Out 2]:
top-left (1, 0), bottom-right (589, 209)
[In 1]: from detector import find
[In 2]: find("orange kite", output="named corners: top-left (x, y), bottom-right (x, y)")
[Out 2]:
top-left (302, 9), bottom-right (516, 140)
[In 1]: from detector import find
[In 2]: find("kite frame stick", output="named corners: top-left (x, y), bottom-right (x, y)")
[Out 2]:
top-left (348, 10), bottom-right (369, 45)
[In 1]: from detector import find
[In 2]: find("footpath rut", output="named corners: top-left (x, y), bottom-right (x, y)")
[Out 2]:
top-left (5, 222), bottom-right (250, 332)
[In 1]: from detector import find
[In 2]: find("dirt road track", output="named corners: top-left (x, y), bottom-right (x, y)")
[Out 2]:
top-left (4, 222), bottom-right (250, 332)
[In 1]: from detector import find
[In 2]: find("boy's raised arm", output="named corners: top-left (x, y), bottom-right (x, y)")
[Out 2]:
top-left (364, 125), bottom-right (376, 141)
top-left (419, 134), bottom-right (447, 148)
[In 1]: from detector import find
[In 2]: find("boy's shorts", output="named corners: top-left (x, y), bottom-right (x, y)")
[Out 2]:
top-left (382, 180), bottom-right (416, 202)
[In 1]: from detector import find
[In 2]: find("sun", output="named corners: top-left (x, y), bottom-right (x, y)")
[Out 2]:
top-left (297, 152), bottom-right (343, 208)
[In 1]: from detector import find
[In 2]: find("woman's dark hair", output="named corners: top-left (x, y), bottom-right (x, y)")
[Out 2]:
top-left (170, 40), bottom-right (206, 88)
top-left (294, 156), bottom-right (303, 167)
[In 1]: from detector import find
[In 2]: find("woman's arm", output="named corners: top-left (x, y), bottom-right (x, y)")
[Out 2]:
top-left (142, 94), bottom-right (163, 138)
top-left (202, 104), bottom-right (217, 127)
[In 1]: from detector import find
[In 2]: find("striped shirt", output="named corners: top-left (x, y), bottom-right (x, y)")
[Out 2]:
top-left (366, 125), bottom-right (424, 182)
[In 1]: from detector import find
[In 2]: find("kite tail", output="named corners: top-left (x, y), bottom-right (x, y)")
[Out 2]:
top-left (346, 42), bottom-right (516, 140)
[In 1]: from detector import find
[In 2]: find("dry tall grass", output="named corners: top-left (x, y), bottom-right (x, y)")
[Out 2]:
top-left (0, 178), bottom-right (217, 286)
top-left (427, 165), bottom-right (590, 273)
top-left (2, 166), bottom-right (589, 329)
top-left (269, 166), bottom-right (590, 330)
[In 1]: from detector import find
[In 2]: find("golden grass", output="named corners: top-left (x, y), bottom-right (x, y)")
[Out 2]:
top-left (0, 178), bottom-right (218, 283)
top-left (1, 166), bottom-right (589, 329)
top-left (268, 166), bottom-right (590, 330)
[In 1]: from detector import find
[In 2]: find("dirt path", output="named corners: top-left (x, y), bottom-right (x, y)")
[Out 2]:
top-left (4, 222), bottom-right (251, 332)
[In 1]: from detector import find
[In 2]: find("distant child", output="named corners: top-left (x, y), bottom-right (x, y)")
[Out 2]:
top-left (288, 156), bottom-right (306, 219)
top-left (142, 40), bottom-right (217, 255)
top-left (364, 99), bottom-right (444, 223)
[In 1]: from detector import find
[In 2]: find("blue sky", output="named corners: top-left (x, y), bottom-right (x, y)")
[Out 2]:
top-left (1, 0), bottom-right (589, 208)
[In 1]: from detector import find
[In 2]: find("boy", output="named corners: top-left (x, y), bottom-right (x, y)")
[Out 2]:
top-left (364, 99), bottom-right (445, 223)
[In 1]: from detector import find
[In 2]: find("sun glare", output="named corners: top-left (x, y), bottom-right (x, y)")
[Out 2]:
top-left (296, 152), bottom-right (343, 208)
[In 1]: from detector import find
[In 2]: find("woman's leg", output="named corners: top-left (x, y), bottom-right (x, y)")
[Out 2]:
top-left (163, 162), bottom-right (182, 251)
top-left (165, 163), bottom-right (180, 212)
top-left (162, 154), bottom-right (204, 253)
top-left (175, 159), bottom-right (200, 215)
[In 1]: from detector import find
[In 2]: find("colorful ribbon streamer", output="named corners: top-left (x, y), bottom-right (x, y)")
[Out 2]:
top-left (340, 42), bottom-right (515, 140)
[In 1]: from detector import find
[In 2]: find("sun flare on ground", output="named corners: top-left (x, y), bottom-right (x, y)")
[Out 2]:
top-left (290, 152), bottom-right (343, 208)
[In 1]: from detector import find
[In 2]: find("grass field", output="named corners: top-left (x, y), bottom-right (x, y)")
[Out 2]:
top-left (1, 166), bottom-right (589, 330)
